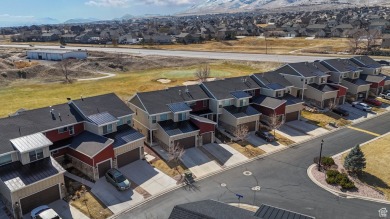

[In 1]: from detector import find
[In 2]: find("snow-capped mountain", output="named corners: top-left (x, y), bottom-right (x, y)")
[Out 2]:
top-left (183, 0), bottom-right (389, 14)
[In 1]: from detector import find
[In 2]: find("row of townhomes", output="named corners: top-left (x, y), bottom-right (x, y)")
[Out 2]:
top-left (0, 55), bottom-right (389, 217)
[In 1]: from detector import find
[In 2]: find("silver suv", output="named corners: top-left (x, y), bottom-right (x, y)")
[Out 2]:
top-left (352, 102), bottom-right (372, 112)
top-left (105, 168), bottom-right (131, 191)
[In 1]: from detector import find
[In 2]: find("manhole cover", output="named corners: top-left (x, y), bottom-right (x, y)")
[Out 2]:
top-left (243, 171), bottom-right (252, 176)
top-left (221, 183), bottom-right (227, 187)
top-left (251, 186), bottom-right (261, 191)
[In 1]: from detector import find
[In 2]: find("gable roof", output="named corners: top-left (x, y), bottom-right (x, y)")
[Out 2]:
top-left (131, 85), bottom-right (209, 115)
top-left (350, 56), bottom-right (382, 68)
top-left (252, 95), bottom-right (286, 109)
top-left (201, 77), bottom-right (260, 100)
top-left (360, 74), bottom-right (386, 83)
top-left (282, 62), bottom-right (329, 77)
top-left (251, 71), bottom-right (292, 89)
top-left (254, 204), bottom-right (315, 219)
top-left (321, 59), bottom-right (361, 72)
top-left (69, 131), bottom-right (113, 157)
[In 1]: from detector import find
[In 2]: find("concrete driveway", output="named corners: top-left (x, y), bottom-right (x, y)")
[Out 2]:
top-left (202, 143), bottom-right (248, 167)
top-left (277, 120), bottom-right (328, 143)
top-left (339, 104), bottom-right (377, 122)
top-left (246, 132), bottom-right (287, 153)
top-left (91, 175), bottom-right (144, 214)
top-left (23, 200), bottom-right (89, 219)
top-left (119, 160), bottom-right (177, 195)
top-left (181, 148), bottom-right (222, 178)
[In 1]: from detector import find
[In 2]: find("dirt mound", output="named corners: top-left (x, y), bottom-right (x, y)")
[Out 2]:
top-left (0, 58), bottom-right (15, 70)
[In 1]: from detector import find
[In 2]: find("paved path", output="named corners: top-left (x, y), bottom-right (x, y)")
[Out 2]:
top-left (77, 71), bottom-right (116, 81)
top-left (0, 44), bottom-right (333, 63)
top-left (117, 112), bottom-right (390, 219)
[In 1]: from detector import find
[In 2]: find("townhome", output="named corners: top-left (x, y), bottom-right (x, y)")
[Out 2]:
top-left (128, 85), bottom-right (216, 151)
top-left (321, 58), bottom-right (371, 100)
top-left (276, 62), bottom-right (339, 108)
top-left (250, 71), bottom-right (304, 123)
top-left (200, 77), bottom-right (262, 133)
top-left (350, 56), bottom-right (388, 95)
top-left (0, 93), bottom-right (144, 217)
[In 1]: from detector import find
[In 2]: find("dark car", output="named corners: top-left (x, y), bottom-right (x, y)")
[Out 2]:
top-left (332, 107), bottom-right (349, 117)
top-left (378, 60), bottom-right (390, 66)
top-left (105, 168), bottom-right (131, 191)
top-left (363, 98), bottom-right (382, 107)
top-left (255, 131), bottom-right (275, 142)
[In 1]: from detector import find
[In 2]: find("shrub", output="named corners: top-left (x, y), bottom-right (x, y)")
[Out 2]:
top-left (340, 177), bottom-right (355, 190)
top-left (321, 157), bottom-right (335, 168)
top-left (326, 169), bottom-right (340, 178)
top-left (335, 173), bottom-right (347, 184)
top-left (326, 177), bottom-right (337, 184)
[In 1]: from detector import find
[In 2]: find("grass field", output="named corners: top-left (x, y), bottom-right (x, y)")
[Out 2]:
top-left (0, 61), bottom-right (279, 118)
top-left (301, 110), bottom-right (351, 128)
top-left (341, 134), bottom-right (390, 200)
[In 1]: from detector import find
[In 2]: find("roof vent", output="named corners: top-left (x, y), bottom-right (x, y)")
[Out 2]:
top-left (179, 90), bottom-right (182, 96)
top-left (67, 97), bottom-right (71, 101)
top-left (58, 113), bottom-right (62, 121)
top-left (81, 95), bottom-right (84, 101)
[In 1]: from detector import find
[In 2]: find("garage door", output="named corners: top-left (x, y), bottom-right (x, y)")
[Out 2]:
top-left (285, 111), bottom-right (299, 122)
top-left (174, 136), bottom-right (196, 149)
top-left (98, 159), bottom-right (112, 178)
top-left (202, 132), bottom-right (212, 144)
top-left (117, 148), bottom-right (140, 168)
top-left (244, 121), bottom-right (257, 132)
top-left (20, 184), bottom-right (60, 215)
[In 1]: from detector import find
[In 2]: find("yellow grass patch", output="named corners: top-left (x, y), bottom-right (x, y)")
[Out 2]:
top-left (14, 61), bottom-right (38, 69)
top-left (274, 132), bottom-right (295, 146)
top-left (301, 110), bottom-right (351, 128)
top-left (150, 159), bottom-right (187, 178)
top-left (229, 141), bottom-right (266, 158)
top-left (70, 191), bottom-right (113, 219)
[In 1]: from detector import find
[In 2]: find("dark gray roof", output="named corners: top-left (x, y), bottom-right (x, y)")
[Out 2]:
top-left (105, 125), bottom-right (144, 148)
top-left (201, 77), bottom-right (260, 100)
top-left (224, 105), bottom-right (261, 118)
top-left (321, 59), bottom-right (361, 73)
top-left (251, 71), bottom-right (292, 90)
top-left (72, 93), bottom-right (133, 118)
top-left (87, 112), bottom-right (118, 125)
top-left (350, 56), bottom-right (382, 68)
top-left (279, 94), bottom-right (304, 106)
top-left (0, 103), bottom-right (83, 155)
top-left (131, 85), bottom-right (209, 115)
top-left (169, 200), bottom-right (258, 219)
top-left (308, 84), bottom-right (338, 92)
top-left (0, 157), bottom-right (64, 192)
top-left (168, 102), bottom-right (192, 113)
top-left (70, 131), bottom-right (113, 157)
top-left (281, 63), bottom-right (328, 77)
top-left (344, 78), bottom-right (371, 86)
top-left (252, 96), bottom-right (286, 109)
top-left (254, 204), bottom-right (315, 219)
top-left (230, 91), bottom-right (251, 99)
top-left (190, 115), bottom-right (216, 125)
top-left (158, 120), bottom-right (199, 136)
top-left (360, 74), bottom-right (385, 83)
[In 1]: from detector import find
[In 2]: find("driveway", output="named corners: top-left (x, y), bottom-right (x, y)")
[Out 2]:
top-left (277, 120), bottom-right (328, 142)
top-left (339, 104), bottom-right (377, 122)
top-left (202, 143), bottom-right (248, 167)
top-left (181, 148), bottom-right (222, 178)
top-left (23, 200), bottom-right (89, 219)
top-left (119, 160), bottom-right (177, 195)
top-left (246, 132), bottom-right (287, 153)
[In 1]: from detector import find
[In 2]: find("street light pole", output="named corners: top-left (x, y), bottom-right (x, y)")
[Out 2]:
top-left (318, 139), bottom-right (324, 171)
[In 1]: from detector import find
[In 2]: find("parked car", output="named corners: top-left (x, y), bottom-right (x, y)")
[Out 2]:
top-left (363, 98), bottom-right (382, 106)
top-left (332, 107), bottom-right (349, 117)
top-left (380, 93), bottom-right (390, 100)
top-left (60, 45), bottom-right (65, 48)
top-left (378, 60), bottom-right (390, 66)
top-left (351, 102), bottom-right (372, 111)
top-left (105, 168), bottom-right (131, 191)
top-left (31, 205), bottom-right (61, 219)
top-left (255, 131), bottom-right (275, 142)
top-left (383, 90), bottom-right (390, 94)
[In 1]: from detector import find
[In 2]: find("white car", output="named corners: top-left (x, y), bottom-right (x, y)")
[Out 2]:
top-left (380, 92), bottom-right (390, 100)
top-left (31, 205), bottom-right (61, 219)
top-left (352, 102), bottom-right (372, 111)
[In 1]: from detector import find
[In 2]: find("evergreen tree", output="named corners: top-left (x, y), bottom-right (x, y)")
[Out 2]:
top-left (344, 145), bottom-right (366, 175)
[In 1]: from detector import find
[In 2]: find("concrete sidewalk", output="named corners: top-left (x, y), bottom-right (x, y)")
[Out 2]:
top-left (181, 148), bottom-right (222, 178)
top-left (202, 143), bottom-right (248, 167)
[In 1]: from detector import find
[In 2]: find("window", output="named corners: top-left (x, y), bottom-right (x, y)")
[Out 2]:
top-left (29, 149), bottom-right (44, 162)
top-left (239, 99), bottom-right (244, 107)
top-left (69, 126), bottom-right (74, 135)
top-left (103, 124), bottom-right (113, 134)
top-left (117, 118), bottom-right (123, 126)
top-left (224, 99), bottom-right (230, 106)
top-left (151, 116), bottom-right (156, 124)
top-left (160, 114), bottom-right (168, 121)
top-left (178, 113), bottom-right (185, 121)
top-left (0, 154), bottom-right (12, 166)
top-left (58, 127), bottom-right (68, 133)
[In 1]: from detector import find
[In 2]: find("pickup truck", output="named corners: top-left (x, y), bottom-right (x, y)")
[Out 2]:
top-left (380, 93), bottom-right (390, 100)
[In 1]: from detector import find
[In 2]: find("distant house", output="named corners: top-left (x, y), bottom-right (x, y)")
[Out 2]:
top-left (60, 34), bottom-right (77, 43)
top-left (41, 33), bottom-right (59, 42)
top-left (143, 34), bottom-right (172, 44)
top-left (27, 50), bottom-right (87, 61)
top-left (381, 34), bottom-right (390, 48)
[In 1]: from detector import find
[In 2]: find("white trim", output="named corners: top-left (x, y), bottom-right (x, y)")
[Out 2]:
top-left (199, 83), bottom-right (218, 100)
top-left (168, 129), bottom-right (199, 139)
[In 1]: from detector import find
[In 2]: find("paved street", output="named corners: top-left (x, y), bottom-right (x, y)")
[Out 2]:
top-left (0, 44), bottom-right (332, 63)
top-left (117, 113), bottom-right (390, 219)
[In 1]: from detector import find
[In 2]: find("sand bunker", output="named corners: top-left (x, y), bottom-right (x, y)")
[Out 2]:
top-left (157, 78), bottom-right (171, 84)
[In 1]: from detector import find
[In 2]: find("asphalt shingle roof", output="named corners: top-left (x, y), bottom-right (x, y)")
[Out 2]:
top-left (69, 131), bottom-right (113, 157)
top-left (321, 59), bottom-right (361, 73)
top-left (251, 71), bottom-right (292, 89)
top-left (201, 77), bottom-right (260, 100)
top-left (158, 120), bottom-right (199, 136)
top-left (360, 74), bottom-right (386, 84)
top-left (252, 96), bottom-right (286, 109)
top-left (224, 105), bottom-right (261, 118)
top-left (281, 62), bottom-right (329, 77)
top-left (351, 56), bottom-right (382, 68)
top-left (309, 84), bottom-right (338, 92)
top-left (254, 204), bottom-right (315, 219)
top-left (105, 125), bottom-right (144, 148)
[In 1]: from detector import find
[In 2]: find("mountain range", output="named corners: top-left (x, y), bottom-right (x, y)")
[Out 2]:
top-left (183, 0), bottom-right (389, 14)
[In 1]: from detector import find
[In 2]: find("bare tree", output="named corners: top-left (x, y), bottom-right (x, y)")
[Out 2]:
top-left (365, 30), bottom-right (381, 53)
top-left (349, 32), bottom-right (364, 54)
top-left (168, 143), bottom-right (185, 177)
top-left (233, 125), bottom-right (249, 142)
top-left (59, 59), bottom-right (71, 83)
top-left (194, 64), bottom-right (210, 82)
top-left (268, 113), bottom-right (284, 136)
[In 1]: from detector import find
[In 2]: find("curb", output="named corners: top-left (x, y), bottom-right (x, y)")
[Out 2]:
top-left (307, 164), bottom-right (390, 205)
top-left (111, 112), bottom-right (390, 218)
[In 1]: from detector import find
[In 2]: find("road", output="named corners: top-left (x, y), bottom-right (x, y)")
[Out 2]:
top-left (0, 44), bottom-right (332, 63)
top-left (118, 113), bottom-right (390, 219)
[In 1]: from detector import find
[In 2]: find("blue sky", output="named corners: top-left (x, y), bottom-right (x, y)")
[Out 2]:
top-left (0, 0), bottom-right (198, 27)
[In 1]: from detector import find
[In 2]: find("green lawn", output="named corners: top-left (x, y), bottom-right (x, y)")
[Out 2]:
top-left (0, 61), bottom-right (277, 118)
